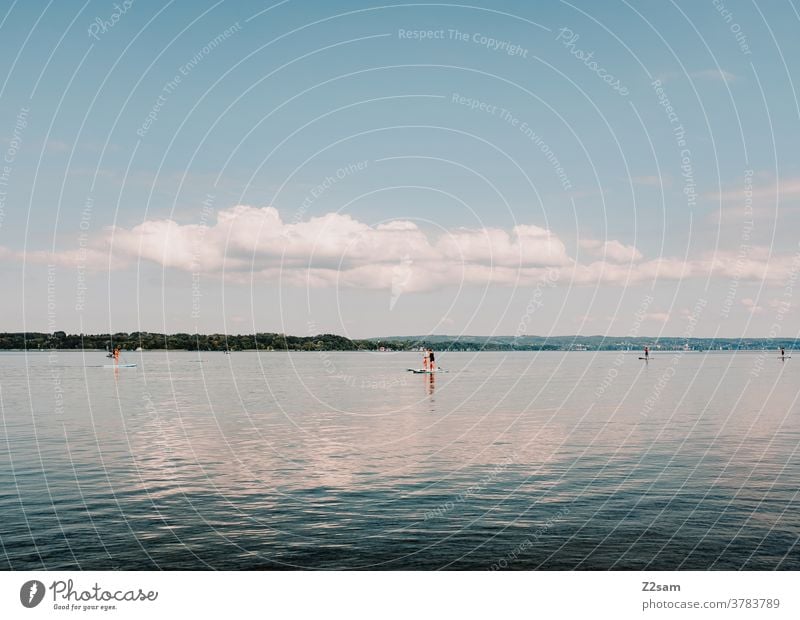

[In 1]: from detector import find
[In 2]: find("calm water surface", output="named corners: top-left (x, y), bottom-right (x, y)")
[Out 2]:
top-left (1, 350), bottom-right (798, 569)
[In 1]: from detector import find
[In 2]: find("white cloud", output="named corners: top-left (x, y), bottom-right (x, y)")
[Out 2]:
top-left (4, 205), bottom-right (800, 294)
top-left (741, 298), bottom-right (764, 314)
top-left (579, 239), bottom-right (643, 263)
top-left (708, 177), bottom-right (800, 203)
top-left (5, 205), bottom-right (571, 292)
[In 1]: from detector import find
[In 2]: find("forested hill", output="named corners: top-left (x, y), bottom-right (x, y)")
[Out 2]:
top-left (0, 332), bottom-right (796, 352)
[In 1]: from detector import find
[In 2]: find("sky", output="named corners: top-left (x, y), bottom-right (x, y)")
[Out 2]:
top-left (1, 0), bottom-right (800, 339)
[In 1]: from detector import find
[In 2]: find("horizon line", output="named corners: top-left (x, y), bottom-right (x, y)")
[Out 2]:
top-left (2, 331), bottom-right (798, 342)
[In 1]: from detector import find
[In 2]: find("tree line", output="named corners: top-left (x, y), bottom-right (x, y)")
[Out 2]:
top-left (0, 332), bottom-right (370, 351)
top-left (0, 332), bottom-right (793, 352)
top-left (0, 332), bottom-right (558, 352)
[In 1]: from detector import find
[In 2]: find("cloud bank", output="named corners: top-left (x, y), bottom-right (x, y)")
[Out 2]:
top-left (3, 205), bottom-right (797, 292)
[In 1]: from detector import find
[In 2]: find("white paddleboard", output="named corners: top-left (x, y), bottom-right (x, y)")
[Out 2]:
top-left (104, 363), bottom-right (137, 368)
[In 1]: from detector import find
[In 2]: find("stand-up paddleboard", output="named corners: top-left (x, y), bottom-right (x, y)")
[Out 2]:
top-left (779, 356), bottom-right (792, 359)
top-left (407, 368), bottom-right (446, 374)
top-left (104, 363), bottom-right (137, 368)
top-left (638, 357), bottom-right (652, 360)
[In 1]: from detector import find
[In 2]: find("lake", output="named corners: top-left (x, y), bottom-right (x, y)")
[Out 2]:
top-left (1, 350), bottom-right (798, 569)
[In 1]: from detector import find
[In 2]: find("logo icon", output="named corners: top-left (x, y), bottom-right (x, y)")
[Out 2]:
top-left (20, 580), bottom-right (45, 608)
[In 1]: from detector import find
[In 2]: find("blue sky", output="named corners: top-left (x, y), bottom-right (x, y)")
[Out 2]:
top-left (1, 0), bottom-right (800, 339)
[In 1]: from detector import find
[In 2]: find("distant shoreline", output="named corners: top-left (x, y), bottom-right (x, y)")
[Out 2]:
top-left (0, 332), bottom-right (795, 353)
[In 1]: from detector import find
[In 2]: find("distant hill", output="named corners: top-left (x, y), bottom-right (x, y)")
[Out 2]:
top-left (374, 334), bottom-right (797, 351)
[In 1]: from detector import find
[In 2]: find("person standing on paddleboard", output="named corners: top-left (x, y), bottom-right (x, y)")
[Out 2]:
top-left (644, 346), bottom-right (649, 360)
top-left (428, 348), bottom-right (436, 371)
top-left (781, 347), bottom-right (785, 358)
